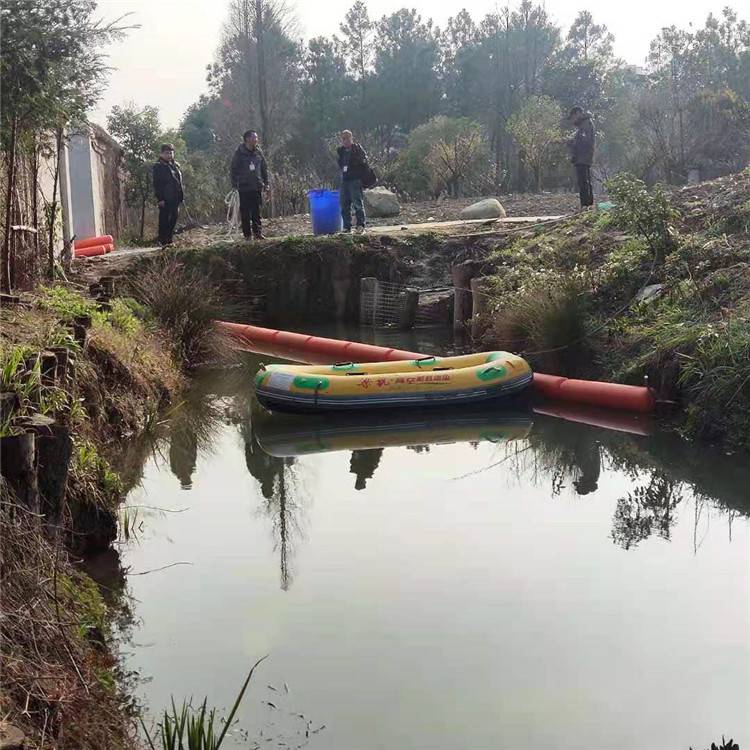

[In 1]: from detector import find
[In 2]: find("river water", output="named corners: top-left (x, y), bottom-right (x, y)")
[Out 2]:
top-left (110, 328), bottom-right (749, 749)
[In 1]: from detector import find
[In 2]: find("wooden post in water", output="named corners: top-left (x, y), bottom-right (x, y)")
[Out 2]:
top-left (0, 432), bottom-right (39, 514)
top-left (398, 288), bottom-right (419, 330)
top-left (451, 261), bottom-right (477, 331)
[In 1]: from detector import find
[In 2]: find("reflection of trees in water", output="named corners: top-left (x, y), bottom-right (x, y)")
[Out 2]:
top-left (506, 422), bottom-right (602, 499)
top-left (501, 415), bottom-right (748, 551)
top-left (611, 472), bottom-right (683, 550)
top-left (242, 416), bottom-right (308, 591)
top-left (350, 449), bottom-right (383, 490)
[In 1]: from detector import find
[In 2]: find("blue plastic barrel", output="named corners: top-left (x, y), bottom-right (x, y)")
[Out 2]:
top-left (307, 189), bottom-right (342, 235)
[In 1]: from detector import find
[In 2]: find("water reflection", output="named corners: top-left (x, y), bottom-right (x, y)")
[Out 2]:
top-left (115, 355), bottom-right (750, 748)
top-left (159, 362), bottom-right (749, 567)
top-left (349, 449), bottom-right (383, 490)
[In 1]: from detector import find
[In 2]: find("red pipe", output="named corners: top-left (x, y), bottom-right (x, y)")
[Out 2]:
top-left (75, 234), bottom-right (114, 250)
top-left (217, 321), bottom-right (656, 414)
top-left (74, 244), bottom-right (108, 258)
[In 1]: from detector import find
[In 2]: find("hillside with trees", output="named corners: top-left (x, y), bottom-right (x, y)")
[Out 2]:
top-left (156, 0), bottom-right (750, 221)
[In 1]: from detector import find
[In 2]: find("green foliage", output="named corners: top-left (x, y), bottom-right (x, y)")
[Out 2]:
top-left (491, 272), bottom-right (591, 375)
top-left (107, 104), bottom-right (162, 238)
top-left (107, 298), bottom-right (143, 336)
top-left (37, 285), bottom-right (98, 320)
top-left (507, 96), bottom-right (564, 191)
top-left (394, 116), bottom-right (491, 198)
top-left (59, 571), bottom-right (108, 641)
top-left (598, 238), bottom-right (651, 292)
top-left (71, 438), bottom-right (123, 509)
top-left (142, 657), bottom-right (267, 750)
top-left (606, 173), bottom-right (680, 262)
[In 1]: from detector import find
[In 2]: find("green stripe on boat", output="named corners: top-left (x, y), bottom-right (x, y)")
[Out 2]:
top-left (476, 365), bottom-right (507, 381)
top-left (293, 375), bottom-right (330, 390)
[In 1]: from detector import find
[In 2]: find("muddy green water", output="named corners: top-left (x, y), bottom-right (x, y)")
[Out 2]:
top-left (112, 328), bottom-right (749, 749)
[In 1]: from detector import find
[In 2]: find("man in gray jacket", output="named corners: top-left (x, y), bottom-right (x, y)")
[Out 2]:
top-left (230, 130), bottom-right (269, 239)
top-left (568, 106), bottom-right (595, 208)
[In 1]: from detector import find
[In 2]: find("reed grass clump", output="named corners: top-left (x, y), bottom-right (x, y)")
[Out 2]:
top-left (129, 256), bottom-right (234, 369)
top-left (491, 273), bottom-right (591, 376)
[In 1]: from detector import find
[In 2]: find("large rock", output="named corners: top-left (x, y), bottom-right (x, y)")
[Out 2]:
top-left (364, 187), bottom-right (400, 218)
top-left (459, 198), bottom-right (506, 220)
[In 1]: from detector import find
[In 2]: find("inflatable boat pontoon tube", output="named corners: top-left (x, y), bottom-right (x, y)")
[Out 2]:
top-left (255, 352), bottom-right (533, 413)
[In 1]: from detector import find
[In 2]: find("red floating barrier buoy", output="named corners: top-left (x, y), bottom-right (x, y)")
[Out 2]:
top-left (216, 322), bottom-right (656, 414)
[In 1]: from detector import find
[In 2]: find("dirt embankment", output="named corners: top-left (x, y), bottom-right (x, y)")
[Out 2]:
top-left (1, 287), bottom-right (183, 748)
top-left (472, 169), bottom-right (750, 449)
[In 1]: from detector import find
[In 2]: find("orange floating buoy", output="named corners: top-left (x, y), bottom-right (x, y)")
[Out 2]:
top-left (533, 372), bottom-right (655, 414)
top-left (216, 322), bottom-right (422, 364)
top-left (75, 234), bottom-right (114, 250)
top-left (74, 244), bottom-right (108, 258)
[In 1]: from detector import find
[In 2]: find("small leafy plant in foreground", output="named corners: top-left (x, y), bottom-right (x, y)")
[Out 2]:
top-left (142, 656), bottom-right (267, 750)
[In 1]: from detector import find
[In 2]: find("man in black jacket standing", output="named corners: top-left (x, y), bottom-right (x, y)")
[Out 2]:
top-left (337, 130), bottom-right (367, 233)
top-left (152, 143), bottom-right (184, 247)
top-left (568, 106), bottom-right (595, 208)
top-left (230, 130), bottom-right (269, 240)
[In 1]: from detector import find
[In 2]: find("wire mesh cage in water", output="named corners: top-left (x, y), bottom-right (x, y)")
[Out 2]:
top-left (360, 277), bottom-right (452, 329)
top-left (359, 277), bottom-right (420, 329)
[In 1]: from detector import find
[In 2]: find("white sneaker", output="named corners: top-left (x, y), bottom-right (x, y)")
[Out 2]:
top-left (355, 226), bottom-right (366, 235)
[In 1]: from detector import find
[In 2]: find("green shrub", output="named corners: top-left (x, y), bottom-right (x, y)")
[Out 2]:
top-left (491, 272), bottom-right (591, 375)
top-left (37, 285), bottom-right (98, 319)
top-left (606, 173), bottom-right (680, 263)
top-left (106, 298), bottom-right (143, 336)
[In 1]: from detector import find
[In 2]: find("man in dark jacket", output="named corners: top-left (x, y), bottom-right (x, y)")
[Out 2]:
top-left (337, 129), bottom-right (367, 233)
top-left (230, 130), bottom-right (269, 240)
top-left (152, 143), bottom-right (184, 247)
top-left (568, 106), bottom-right (595, 208)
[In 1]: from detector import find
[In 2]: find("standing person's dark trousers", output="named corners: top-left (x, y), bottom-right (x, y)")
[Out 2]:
top-left (158, 201), bottom-right (180, 246)
top-left (239, 190), bottom-right (262, 238)
top-left (576, 164), bottom-right (594, 208)
top-left (340, 178), bottom-right (365, 231)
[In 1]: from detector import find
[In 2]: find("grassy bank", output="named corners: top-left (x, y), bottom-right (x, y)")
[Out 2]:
top-left (0, 263), bottom-right (229, 747)
top-left (476, 169), bottom-right (750, 450)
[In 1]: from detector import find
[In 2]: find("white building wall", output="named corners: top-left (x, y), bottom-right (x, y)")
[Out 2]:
top-left (66, 132), bottom-right (102, 240)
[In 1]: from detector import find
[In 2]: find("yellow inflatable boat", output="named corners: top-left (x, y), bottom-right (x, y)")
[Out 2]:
top-left (254, 351), bottom-right (532, 413)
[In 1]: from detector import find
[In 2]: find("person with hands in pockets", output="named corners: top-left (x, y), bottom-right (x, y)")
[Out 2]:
top-left (337, 129), bottom-right (368, 234)
top-left (230, 129), bottom-right (269, 240)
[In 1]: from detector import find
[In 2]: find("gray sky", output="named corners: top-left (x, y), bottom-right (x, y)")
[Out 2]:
top-left (93, 0), bottom-right (737, 128)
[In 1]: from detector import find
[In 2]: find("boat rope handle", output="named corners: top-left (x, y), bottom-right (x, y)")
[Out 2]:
top-left (415, 356), bottom-right (437, 367)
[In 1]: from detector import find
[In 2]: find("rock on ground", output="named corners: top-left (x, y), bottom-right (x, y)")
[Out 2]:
top-left (460, 198), bottom-right (507, 220)
top-left (364, 187), bottom-right (400, 218)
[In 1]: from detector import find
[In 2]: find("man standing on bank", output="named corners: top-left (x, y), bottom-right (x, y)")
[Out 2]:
top-left (152, 143), bottom-right (184, 247)
top-left (568, 106), bottom-right (595, 209)
top-left (230, 129), bottom-right (269, 240)
top-left (337, 130), bottom-right (367, 234)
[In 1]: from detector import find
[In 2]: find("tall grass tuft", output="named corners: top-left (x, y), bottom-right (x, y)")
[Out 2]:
top-left (491, 274), bottom-right (591, 376)
top-left (129, 256), bottom-right (235, 369)
top-left (142, 656), bottom-right (267, 750)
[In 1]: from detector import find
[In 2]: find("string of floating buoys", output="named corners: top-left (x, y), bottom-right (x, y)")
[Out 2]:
top-left (215, 321), bottom-right (656, 416)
